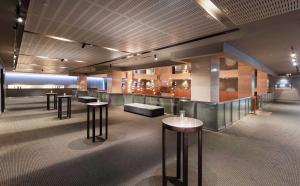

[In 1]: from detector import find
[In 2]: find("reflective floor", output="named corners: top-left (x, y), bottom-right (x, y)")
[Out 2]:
top-left (0, 97), bottom-right (300, 186)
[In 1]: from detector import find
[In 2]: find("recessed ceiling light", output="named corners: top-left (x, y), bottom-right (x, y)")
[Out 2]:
top-left (74, 60), bottom-right (85, 63)
top-left (36, 56), bottom-right (49, 59)
top-left (47, 35), bottom-right (75, 42)
top-left (195, 0), bottom-right (222, 20)
top-left (103, 47), bottom-right (120, 52)
top-left (16, 17), bottom-right (23, 23)
top-left (13, 55), bottom-right (17, 59)
top-left (60, 66), bottom-right (68, 69)
top-left (36, 56), bottom-right (58, 61)
top-left (292, 62), bottom-right (297, 66)
top-left (292, 58), bottom-right (296, 62)
top-left (211, 68), bottom-right (218, 72)
top-left (291, 52), bottom-right (296, 58)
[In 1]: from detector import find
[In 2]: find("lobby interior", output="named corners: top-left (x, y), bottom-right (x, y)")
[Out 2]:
top-left (1, 0), bottom-right (300, 186)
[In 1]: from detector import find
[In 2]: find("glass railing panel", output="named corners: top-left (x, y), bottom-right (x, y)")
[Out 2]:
top-left (217, 103), bottom-right (225, 130)
top-left (224, 102), bottom-right (232, 126)
top-left (239, 99), bottom-right (246, 117)
top-left (159, 97), bottom-right (175, 114)
top-left (232, 100), bottom-right (239, 122)
top-left (110, 94), bottom-right (124, 106)
top-left (133, 94), bottom-right (145, 104)
top-left (179, 100), bottom-right (196, 118)
top-left (145, 96), bottom-right (159, 106)
top-left (196, 102), bottom-right (218, 131)
top-left (123, 94), bottom-right (133, 104)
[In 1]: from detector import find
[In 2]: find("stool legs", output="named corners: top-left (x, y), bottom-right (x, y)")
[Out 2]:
top-left (100, 107), bottom-right (102, 135)
top-left (183, 133), bottom-right (188, 186)
top-left (162, 126), bottom-right (166, 186)
top-left (198, 130), bottom-right (202, 186)
top-left (87, 106), bottom-right (90, 139)
top-left (92, 107), bottom-right (95, 142)
top-left (177, 132), bottom-right (181, 179)
top-left (47, 95), bottom-right (50, 110)
top-left (105, 105), bottom-right (108, 140)
top-left (54, 95), bottom-right (57, 109)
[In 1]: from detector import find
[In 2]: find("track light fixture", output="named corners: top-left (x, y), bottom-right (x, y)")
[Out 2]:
top-left (290, 46), bottom-right (298, 70)
top-left (154, 54), bottom-right (158, 61)
top-left (16, 17), bottom-right (23, 23)
top-left (81, 43), bottom-right (86, 48)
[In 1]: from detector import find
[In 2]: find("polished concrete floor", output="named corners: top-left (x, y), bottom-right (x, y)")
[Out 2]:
top-left (0, 97), bottom-right (300, 186)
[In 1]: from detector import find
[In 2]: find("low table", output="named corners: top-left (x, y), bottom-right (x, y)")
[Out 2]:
top-left (87, 102), bottom-right (108, 142)
top-left (57, 95), bottom-right (72, 119)
top-left (78, 96), bottom-right (98, 103)
top-left (124, 103), bottom-right (164, 117)
top-left (46, 92), bottom-right (57, 110)
top-left (162, 117), bottom-right (203, 186)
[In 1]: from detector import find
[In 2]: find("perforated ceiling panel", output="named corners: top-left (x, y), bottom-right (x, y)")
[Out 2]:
top-left (17, 0), bottom-right (227, 73)
top-left (212, 0), bottom-right (300, 25)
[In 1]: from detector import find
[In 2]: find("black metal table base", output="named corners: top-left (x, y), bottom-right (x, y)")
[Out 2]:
top-left (58, 97), bottom-right (71, 120)
top-left (162, 127), bottom-right (202, 186)
top-left (46, 94), bottom-right (57, 110)
top-left (87, 105), bottom-right (108, 142)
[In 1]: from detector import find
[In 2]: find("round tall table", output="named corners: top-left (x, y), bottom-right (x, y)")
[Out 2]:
top-left (86, 102), bottom-right (108, 142)
top-left (162, 117), bottom-right (203, 186)
top-left (46, 92), bottom-right (57, 110)
top-left (57, 95), bottom-right (72, 119)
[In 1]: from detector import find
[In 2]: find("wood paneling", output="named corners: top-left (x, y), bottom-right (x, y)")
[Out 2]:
top-left (220, 70), bottom-right (238, 78)
top-left (78, 74), bottom-right (87, 91)
top-left (238, 63), bottom-right (253, 98)
top-left (220, 91), bottom-right (238, 101)
top-left (257, 70), bottom-right (268, 94)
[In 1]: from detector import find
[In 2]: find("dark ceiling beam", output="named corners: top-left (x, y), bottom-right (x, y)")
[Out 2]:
top-left (70, 28), bottom-right (239, 73)
top-left (13, 0), bottom-right (30, 70)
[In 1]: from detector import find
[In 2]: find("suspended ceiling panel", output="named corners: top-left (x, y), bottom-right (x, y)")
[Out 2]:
top-left (212, 0), bottom-right (300, 25)
top-left (17, 0), bottom-right (227, 73)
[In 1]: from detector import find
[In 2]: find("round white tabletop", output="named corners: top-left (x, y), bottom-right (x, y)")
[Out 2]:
top-left (46, 92), bottom-right (57, 94)
top-left (162, 117), bottom-right (203, 132)
top-left (87, 102), bottom-right (108, 106)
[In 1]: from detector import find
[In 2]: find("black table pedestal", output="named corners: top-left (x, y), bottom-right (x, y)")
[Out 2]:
top-left (87, 104), bottom-right (108, 142)
top-left (46, 94), bottom-right (57, 110)
top-left (57, 96), bottom-right (71, 120)
top-left (162, 117), bottom-right (203, 186)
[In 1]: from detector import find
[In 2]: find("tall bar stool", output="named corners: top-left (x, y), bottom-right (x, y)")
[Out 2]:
top-left (162, 117), bottom-right (203, 186)
top-left (46, 92), bottom-right (57, 110)
top-left (86, 102), bottom-right (108, 142)
top-left (57, 95), bottom-right (72, 119)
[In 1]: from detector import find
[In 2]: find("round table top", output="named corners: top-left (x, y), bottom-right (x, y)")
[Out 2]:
top-left (87, 102), bottom-right (108, 106)
top-left (57, 95), bottom-right (72, 98)
top-left (162, 117), bottom-right (203, 132)
top-left (46, 92), bottom-right (57, 95)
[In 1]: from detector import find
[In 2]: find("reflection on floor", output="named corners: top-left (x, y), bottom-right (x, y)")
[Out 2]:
top-left (0, 97), bottom-right (300, 186)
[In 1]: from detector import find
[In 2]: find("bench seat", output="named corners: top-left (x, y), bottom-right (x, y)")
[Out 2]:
top-left (124, 103), bottom-right (164, 117)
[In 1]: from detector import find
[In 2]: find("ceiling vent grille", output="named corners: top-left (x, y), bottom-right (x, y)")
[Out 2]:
top-left (212, 0), bottom-right (300, 25)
